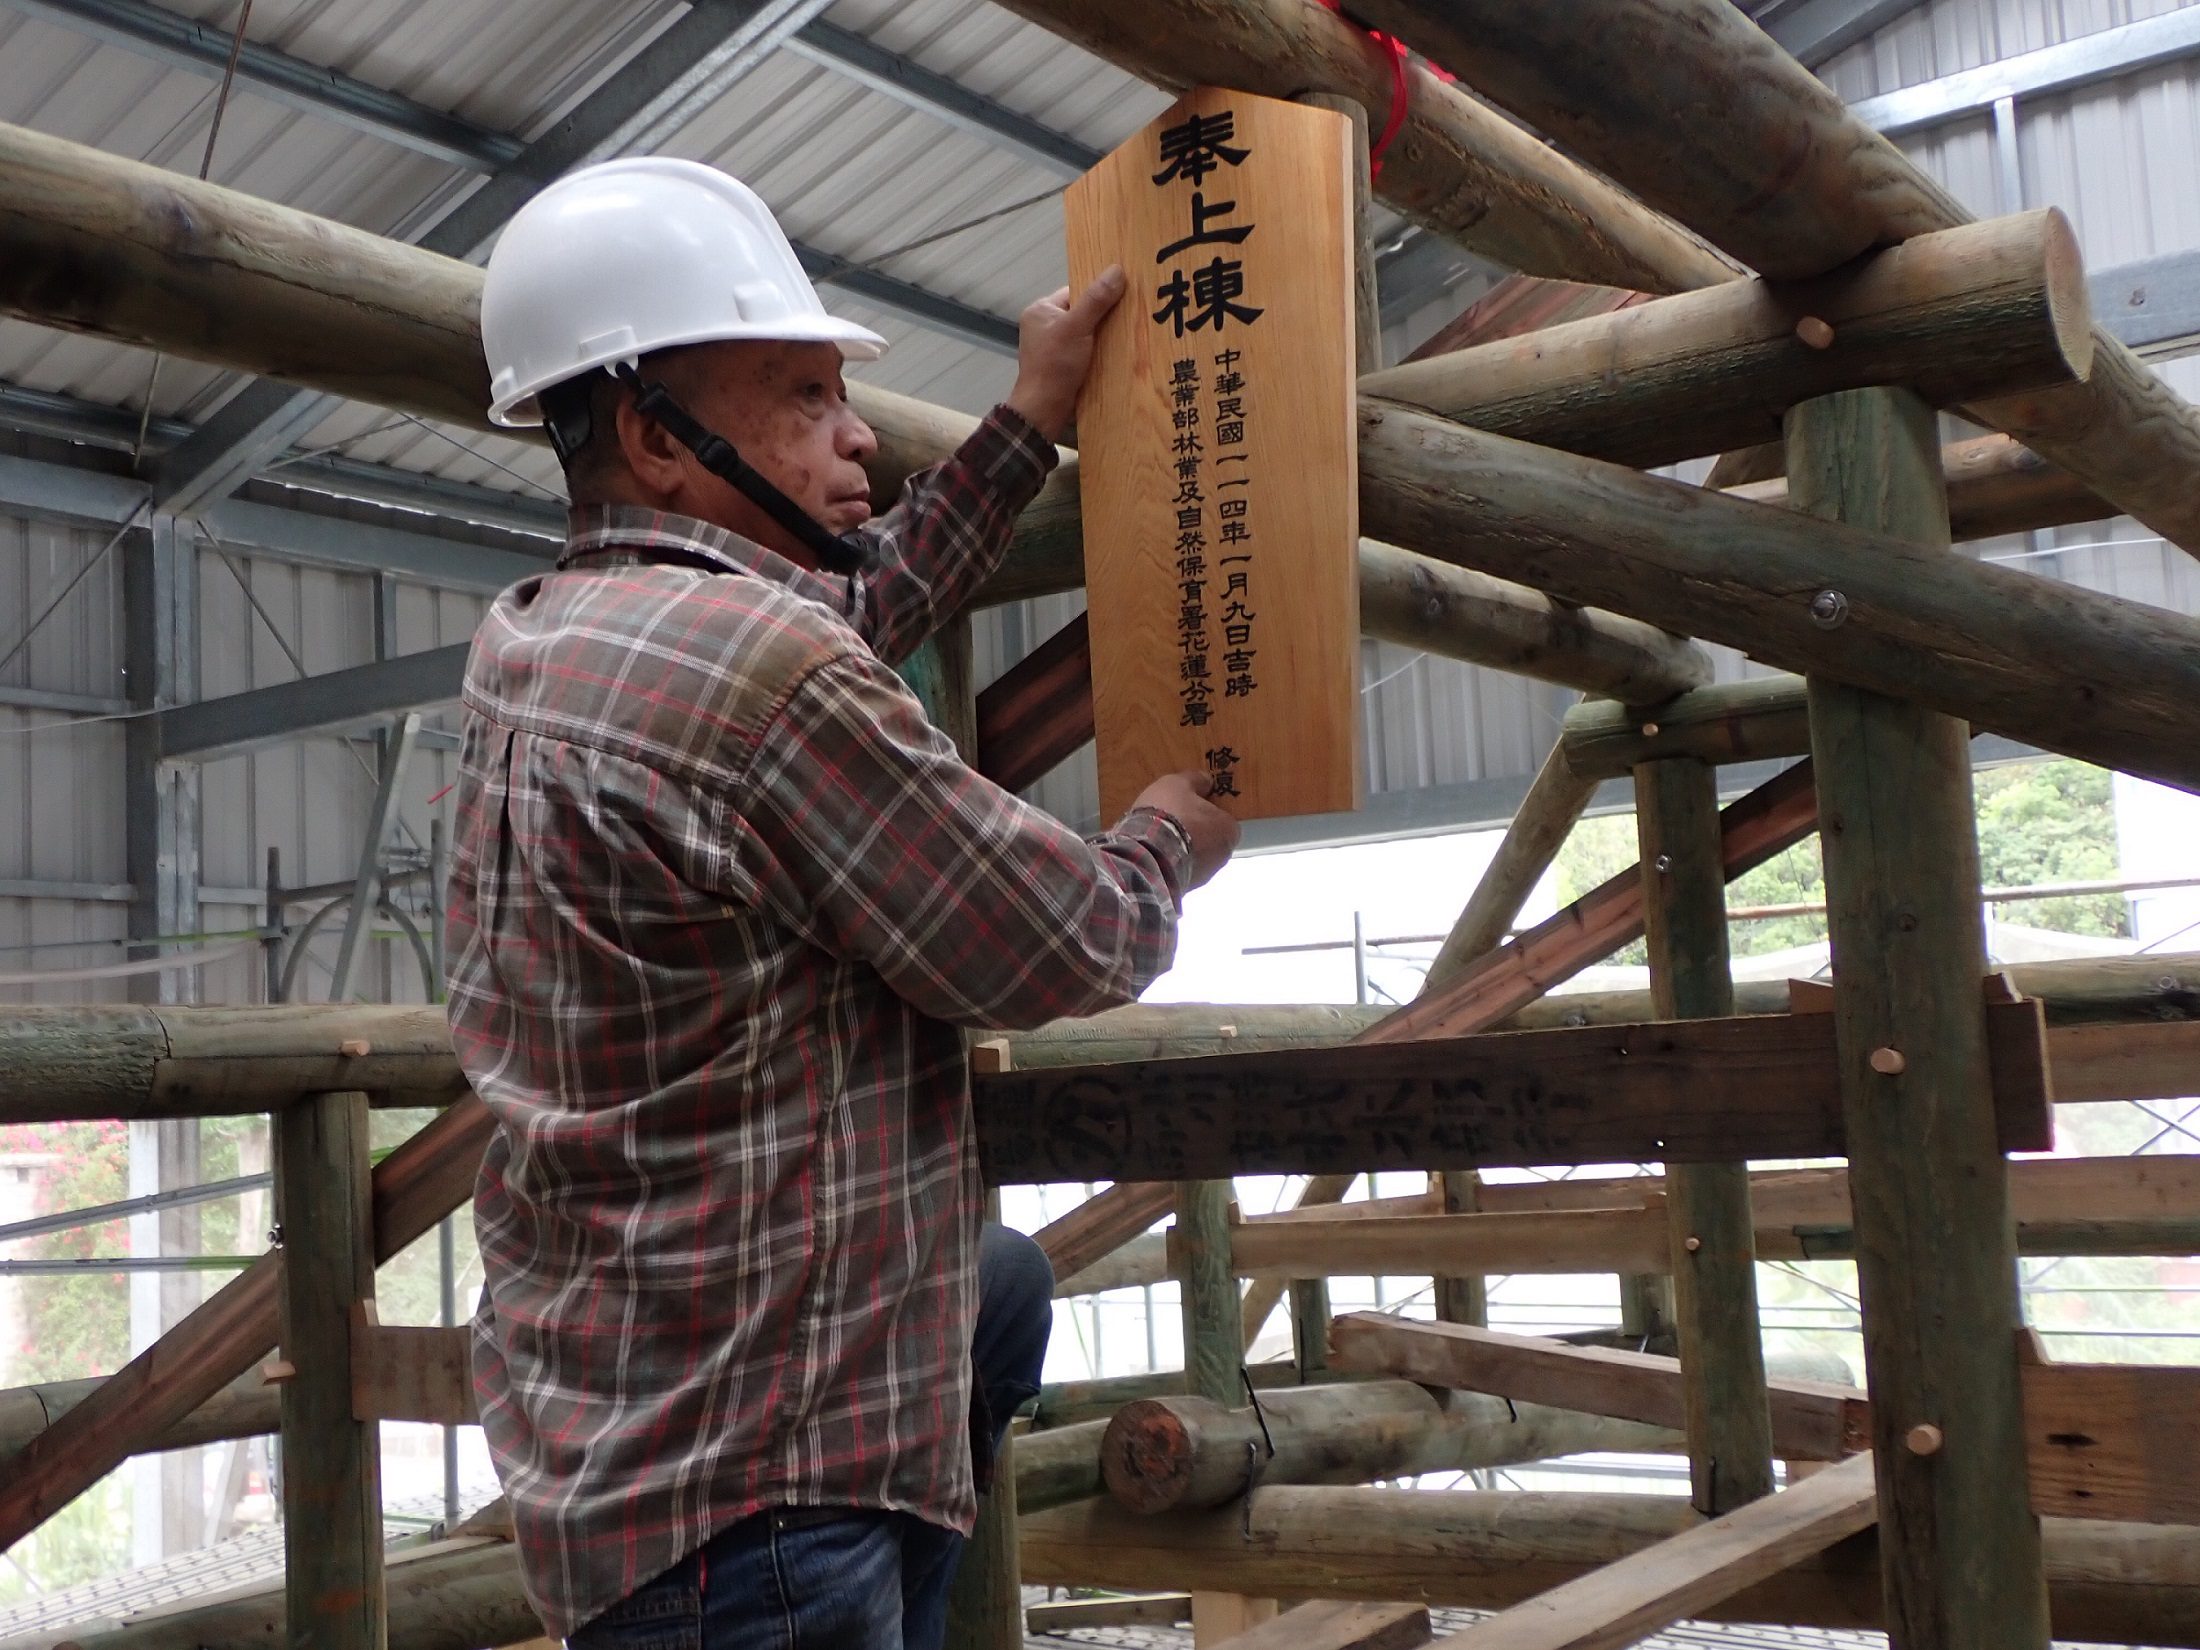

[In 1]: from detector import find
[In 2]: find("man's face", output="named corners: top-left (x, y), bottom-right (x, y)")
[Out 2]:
top-left (641, 338), bottom-right (879, 561)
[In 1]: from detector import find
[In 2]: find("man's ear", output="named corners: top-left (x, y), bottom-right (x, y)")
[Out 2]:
top-left (612, 390), bottom-right (690, 500)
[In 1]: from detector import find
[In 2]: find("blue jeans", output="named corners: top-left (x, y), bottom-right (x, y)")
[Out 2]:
top-left (567, 1223), bottom-right (1053, 1650)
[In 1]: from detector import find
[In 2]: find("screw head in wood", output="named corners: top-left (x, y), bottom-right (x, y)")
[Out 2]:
top-left (1905, 1422), bottom-right (1944, 1455)
top-left (1795, 315), bottom-right (1837, 349)
top-left (1809, 589), bottom-right (1849, 628)
top-left (338, 1038), bottom-right (371, 1058)
top-left (1654, 854), bottom-right (1673, 873)
top-left (1870, 1046), bottom-right (1908, 1075)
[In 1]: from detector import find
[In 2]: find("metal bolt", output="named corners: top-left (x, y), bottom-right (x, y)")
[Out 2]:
top-left (2158, 975), bottom-right (2183, 993)
top-left (1654, 854), bottom-right (1673, 873)
top-left (267, 1224), bottom-right (283, 1246)
top-left (1809, 589), bottom-right (1850, 628)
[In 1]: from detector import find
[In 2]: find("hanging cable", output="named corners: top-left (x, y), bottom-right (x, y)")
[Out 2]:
top-left (133, 0), bottom-right (256, 464)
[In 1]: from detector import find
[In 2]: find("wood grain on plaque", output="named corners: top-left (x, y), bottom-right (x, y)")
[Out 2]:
top-left (1065, 86), bottom-right (1361, 822)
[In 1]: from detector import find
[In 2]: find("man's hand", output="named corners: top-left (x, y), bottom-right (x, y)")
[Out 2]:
top-left (1005, 267), bottom-right (1127, 443)
top-left (1131, 770), bottom-right (1241, 891)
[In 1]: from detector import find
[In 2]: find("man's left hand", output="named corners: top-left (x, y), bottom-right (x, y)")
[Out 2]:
top-left (1005, 267), bottom-right (1126, 443)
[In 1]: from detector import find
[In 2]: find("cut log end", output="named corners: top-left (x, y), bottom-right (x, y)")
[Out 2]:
top-left (1101, 1399), bottom-right (1205, 1515)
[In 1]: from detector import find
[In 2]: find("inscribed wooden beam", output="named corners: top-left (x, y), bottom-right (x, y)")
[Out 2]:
top-left (1636, 755), bottom-right (1775, 1514)
top-left (1362, 209), bottom-right (2093, 470)
top-left (973, 1000), bottom-right (2051, 1184)
top-left (1427, 1454), bottom-right (1879, 1650)
top-left (1215, 1602), bottom-right (1431, 1650)
top-left (1355, 405), bottom-right (2200, 796)
top-left (1016, 1490), bottom-right (2200, 1644)
top-left (1348, 0), bottom-right (2200, 557)
top-left (1359, 759), bottom-right (1820, 1045)
top-left (275, 1090), bottom-right (384, 1650)
top-left (1098, 1380), bottom-right (1681, 1514)
top-left (1794, 383), bottom-right (2051, 1647)
top-left (0, 1095), bottom-right (490, 1553)
top-left (1068, 88), bottom-right (1361, 820)
top-left (1328, 1315), bottom-right (1868, 1464)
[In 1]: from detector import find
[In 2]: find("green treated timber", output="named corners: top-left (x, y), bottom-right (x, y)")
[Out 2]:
top-left (1635, 756), bottom-right (1775, 1515)
top-left (1792, 384), bottom-right (2050, 1650)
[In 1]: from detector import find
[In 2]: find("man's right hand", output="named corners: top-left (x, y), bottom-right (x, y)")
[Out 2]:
top-left (1131, 770), bottom-right (1241, 891)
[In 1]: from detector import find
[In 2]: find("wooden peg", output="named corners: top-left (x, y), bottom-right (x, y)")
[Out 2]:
top-left (969, 1037), bottom-right (1012, 1076)
top-left (1640, 721), bottom-right (1660, 738)
top-left (1795, 315), bottom-right (1836, 349)
top-left (260, 1359), bottom-right (297, 1385)
top-left (1870, 1046), bottom-right (1907, 1075)
top-left (1683, 1235), bottom-right (1702, 1253)
top-left (1905, 1422), bottom-right (1945, 1456)
top-left (337, 1038), bottom-right (371, 1058)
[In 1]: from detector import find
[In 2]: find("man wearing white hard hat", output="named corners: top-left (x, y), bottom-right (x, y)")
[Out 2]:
top-left (444, 157), bottom-right (1238, 1650)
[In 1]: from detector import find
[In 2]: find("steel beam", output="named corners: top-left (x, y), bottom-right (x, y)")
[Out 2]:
top-left (327, 712), bottom-right (420, 1000)
top-left (783, 20), bottom-right (1100, 178)
top-left (0, 381), bottom-right (565, 538)
top-left (0, 447), bottom-right (551, 592)
top-left (1853, 7), bottom-right (2200, 137)
top-left (154, 645), bottom-right (467, 760)
top-left (1751, 0), bottom-right (1932, 68)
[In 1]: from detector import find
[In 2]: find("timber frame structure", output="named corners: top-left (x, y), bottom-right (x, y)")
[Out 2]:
top-left (2, 4), bottom-right (2200, 1650)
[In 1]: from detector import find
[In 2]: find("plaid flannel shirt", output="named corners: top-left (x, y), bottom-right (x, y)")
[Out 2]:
top-left (444, 405), bottom-right (1192, 1638)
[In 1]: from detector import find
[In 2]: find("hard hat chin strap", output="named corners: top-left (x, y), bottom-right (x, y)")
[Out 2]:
top-left (610, 365), bottom-right (874, 577)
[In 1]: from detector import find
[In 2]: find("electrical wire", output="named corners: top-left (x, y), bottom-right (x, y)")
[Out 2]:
top-left (133, 0), bottom-right (256, 463)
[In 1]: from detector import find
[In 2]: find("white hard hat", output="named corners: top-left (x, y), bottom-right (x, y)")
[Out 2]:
top-left (481, 157), bottom-right (888, 427)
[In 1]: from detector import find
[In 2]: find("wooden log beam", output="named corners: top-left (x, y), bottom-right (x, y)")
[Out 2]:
top-left (1357, 406), bottom-right (2200, 795)
top-left (1176, 1181), bottom-right (1239, 1407)
top-left (1633, 756), bottom-right (1774, 1514)
top-left (1736, 433), bottom-right (2114, 543)
top-left (1031, 1182), bottom-right (1177, 1279)
top-left (1362, 210), bottom-right (2095, 470)
top-left (1349, 0), bottom-right (2200, 557)
top-left (1427, 1455), bottom-right (1880, 1650)
top-left (275, 1090), bottom-right (383, 1650)
top-left (1422, 743), bottom-right (1599, 996)
top-left (1025, 1595), bottom-right (1191, 1633)
top-left (1797, 383), bottom-right (2052, 1645)
top-left (973, 1000), bottom-right (2053, 1184)
top-left (985, 0), bottom-right (1734, 294)
top-left (1216, 1603), bottom-right (1430, 1650)
top-left (1033, 1362), bottom-right (1313, 1432)
top-left (0, 1096), bottom-right (491, 1553)
top-left (1359, 757), bottom-right (1820, 1045)
top-left (1330, 1315), bottom-right (1868, 1464)
top-left (1017, 1490), bottom-right (2200, 1644)
top-left (2019, 1332), bottom-right (2200, 1527)
top-left (1098, 1380), bottom-right (1682, 1515)
top-left (1240, 1173), bottom-right (1358, 1355)
top-left (1564, 677), bottom-right (1813, 780)
top-left (974, 613), bottom-right (1091, 792)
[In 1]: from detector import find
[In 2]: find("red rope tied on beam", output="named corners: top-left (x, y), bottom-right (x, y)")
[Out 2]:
top-left (1316, 0), bottom-right (1455, 180)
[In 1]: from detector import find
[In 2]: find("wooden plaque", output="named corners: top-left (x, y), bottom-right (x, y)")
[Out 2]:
top-left (1066, 87), bottom-right (1362, 822)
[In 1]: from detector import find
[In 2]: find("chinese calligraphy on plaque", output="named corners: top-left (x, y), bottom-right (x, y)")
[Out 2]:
top-left (1065, 88), bottom-right (1361, 823)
